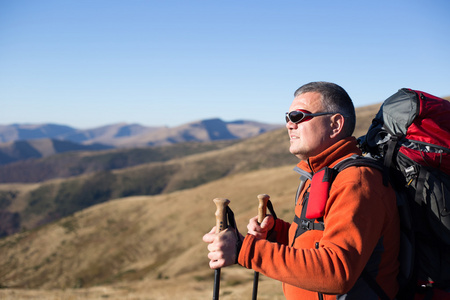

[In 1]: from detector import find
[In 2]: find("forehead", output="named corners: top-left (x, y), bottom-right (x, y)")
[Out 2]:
top-left (289, 92), bottom-right (324, 112)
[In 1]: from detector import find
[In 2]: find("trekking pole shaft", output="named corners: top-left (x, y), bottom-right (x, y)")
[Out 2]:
top-left (212, 198), bottom-right (230, 300)
top-left (213, 268), bottom-right (221, 300)
top-left (252, 271), bottom-right (260, 300)
top-left (253, 194), bottom-right (270, 300)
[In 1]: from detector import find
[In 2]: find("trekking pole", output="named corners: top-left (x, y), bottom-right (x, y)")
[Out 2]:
top-left (252, 194), bottom-right (270, 300)
top-left (212, 198), bottom-right (230, 300)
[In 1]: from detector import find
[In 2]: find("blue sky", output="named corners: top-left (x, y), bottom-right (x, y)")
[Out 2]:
top-left (0, 0), bottom-right (449, 129)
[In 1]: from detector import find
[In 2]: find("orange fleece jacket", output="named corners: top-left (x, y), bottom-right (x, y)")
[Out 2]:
top-left (238, 137), bottom-right (400, 300)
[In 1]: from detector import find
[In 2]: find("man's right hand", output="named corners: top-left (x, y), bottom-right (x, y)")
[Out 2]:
top-left (203, 226), bottom-right (240, 269)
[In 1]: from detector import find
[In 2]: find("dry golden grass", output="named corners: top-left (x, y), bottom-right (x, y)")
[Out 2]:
top-left (0, 164), bottom-right (298, 299)
top-left (354, 103), bottom-right (382, 138)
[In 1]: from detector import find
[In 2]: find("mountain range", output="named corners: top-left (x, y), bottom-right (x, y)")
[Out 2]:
top-left (0, 119), bottom-right (282, 165)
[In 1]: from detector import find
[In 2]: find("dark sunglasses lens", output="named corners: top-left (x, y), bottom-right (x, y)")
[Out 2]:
top-left (287, 111), bottom-right (305, 123)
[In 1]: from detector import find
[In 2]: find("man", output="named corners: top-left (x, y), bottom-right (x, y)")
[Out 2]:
top-left (203, 82), bottom-right (400, 299)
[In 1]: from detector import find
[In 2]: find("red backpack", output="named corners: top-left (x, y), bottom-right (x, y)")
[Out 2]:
top-left (359, 88), bottom-right (450, 299)
top-left (362, 88), bottom-right (450, 174)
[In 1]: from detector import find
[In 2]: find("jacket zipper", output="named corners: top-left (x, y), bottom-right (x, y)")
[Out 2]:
top-left (307, 158), bottom-right (315, 173)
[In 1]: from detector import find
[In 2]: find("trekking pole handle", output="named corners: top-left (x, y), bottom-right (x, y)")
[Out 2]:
top-left (214, 198), bottom-right (230, 233)
top-left (257, 194), bottom-right (270, 223)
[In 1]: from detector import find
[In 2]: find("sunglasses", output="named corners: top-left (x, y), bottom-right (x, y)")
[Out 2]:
top-left (285, 109), bottom-right (337, 124)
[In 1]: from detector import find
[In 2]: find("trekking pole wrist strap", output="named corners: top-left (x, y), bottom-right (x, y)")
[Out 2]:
top-left (265, 200), bottom-right (278, 242)
top-left (225, 206), bottom-right (243, 265)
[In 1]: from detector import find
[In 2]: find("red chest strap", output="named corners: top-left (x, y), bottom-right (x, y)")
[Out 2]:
top-left (306, 167), bottom-right (337, 219)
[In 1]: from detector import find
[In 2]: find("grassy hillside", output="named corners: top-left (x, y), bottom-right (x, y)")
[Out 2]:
top-left (0, 138), bottom-right (113, 166)
top-left (0, 128), bottom-right (297, 235)
top-left (0, 165), bottom-right (297, 299)
top-left (0, 140), bottom-right (238, 183)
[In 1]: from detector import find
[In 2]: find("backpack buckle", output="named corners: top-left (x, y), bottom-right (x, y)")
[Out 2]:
top-left (301, 220), bottom-right (312, 230)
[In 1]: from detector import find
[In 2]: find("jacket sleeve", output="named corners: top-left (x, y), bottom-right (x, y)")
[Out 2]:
top-left (237, 166), bottom-right (397, 294)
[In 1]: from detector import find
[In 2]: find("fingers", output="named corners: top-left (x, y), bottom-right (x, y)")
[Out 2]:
top-left (208, 247), bottom-right (229, 269)
top-left (247, 215), bottom-right (274, 239)
top-left (247, 216), bottom-right (261, 233)
top-left (203, 228), bottom-right (237, 269)
top-left (203, 226), bottom-right (222, 269)
top-left (209, 258), bottom-right (225, 269)
top-left (202, 226), bottom-right (217, 243)
top-left (208, 249), bottom-right (225, 269)
top-left (260, 215), bottom-right (274, 231)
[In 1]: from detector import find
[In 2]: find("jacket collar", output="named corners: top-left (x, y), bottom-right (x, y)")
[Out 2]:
top-left (295, 136), bottom-right (362, 174)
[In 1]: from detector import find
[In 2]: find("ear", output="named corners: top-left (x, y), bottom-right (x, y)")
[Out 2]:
top-left (329, 114), bottom-right (345, 139)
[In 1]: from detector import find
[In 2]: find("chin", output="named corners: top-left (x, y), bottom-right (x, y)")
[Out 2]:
top-left (289, 147), bottom-right (297, 155)
top-left (289, 148), bottom-right (301, 157)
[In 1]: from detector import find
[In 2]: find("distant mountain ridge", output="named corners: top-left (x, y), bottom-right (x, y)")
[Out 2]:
top-left (0, 119), bottom-right (282, 165)
top-left (0, 139), bottom-right (113, 166)
top-left (0, 119), bottom-right (281, 145)
top-left (0, 123), bottom-right (157, 144)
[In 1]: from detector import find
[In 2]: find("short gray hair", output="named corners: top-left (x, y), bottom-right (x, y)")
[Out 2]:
top-left (294, 81), bottom-right (356, 137)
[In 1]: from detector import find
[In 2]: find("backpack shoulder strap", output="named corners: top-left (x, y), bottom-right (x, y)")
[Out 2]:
top-left (334, 155), bottom-right (388, 186)
top-left (293, 155), bottom-right (386, 237)
top-left (334, 154), bottom-right (384, 173)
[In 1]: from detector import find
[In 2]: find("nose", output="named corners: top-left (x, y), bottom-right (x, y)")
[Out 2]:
top-left (286, 120), bottom-right (297, 130)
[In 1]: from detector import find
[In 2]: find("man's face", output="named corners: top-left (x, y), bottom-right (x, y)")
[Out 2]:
top-left (286, 92), bottom-right (335, 161)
